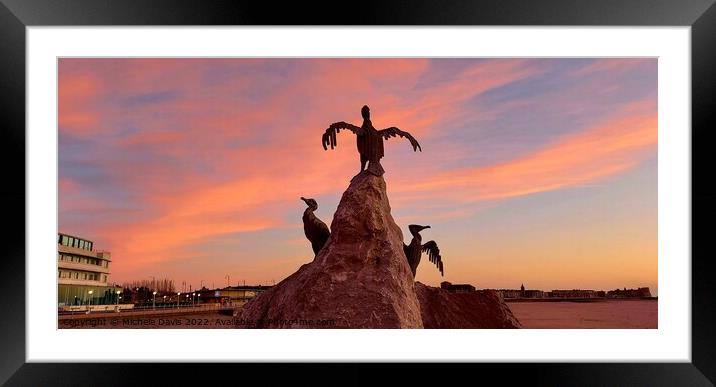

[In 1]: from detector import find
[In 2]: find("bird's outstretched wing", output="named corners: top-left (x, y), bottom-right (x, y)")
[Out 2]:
top-left (322, 121), bottom-right (364, 150)
top-left (378, 127), bottom-right (422, 152)
top-left (421, 240), bottom-right (443, 276)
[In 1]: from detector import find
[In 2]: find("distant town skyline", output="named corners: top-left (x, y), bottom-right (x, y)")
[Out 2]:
top-left (59, 58), bottom-right (658, 296)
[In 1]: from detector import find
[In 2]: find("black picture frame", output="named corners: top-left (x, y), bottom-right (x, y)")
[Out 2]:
top-left (1, 0), bottom-right (714, 385)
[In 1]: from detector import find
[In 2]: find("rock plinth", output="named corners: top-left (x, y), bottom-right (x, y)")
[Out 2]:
top-left (415, 282), bottom-right (521, 328)
top-left (239, 172), bottom-right (423, 328)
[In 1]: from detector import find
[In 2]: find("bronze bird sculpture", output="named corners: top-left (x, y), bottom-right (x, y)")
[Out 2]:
top-left (322, 105), bottom-right (421, 176)
top-left (403, 224), bottom-right (443, 277)
top-left (300, 197), bottom-right (330, 257)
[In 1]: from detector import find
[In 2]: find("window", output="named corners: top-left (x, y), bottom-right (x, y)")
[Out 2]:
top-left (62, 235), bottom-right (69, 246)
top-left (74, 272), bottom-right (79, 279)
top-left (103, 275), bottom-right (107, 283)
top-left (89, 242), bottom-right (93, 251)
top-left (79, 240), bottom-right (84, 249)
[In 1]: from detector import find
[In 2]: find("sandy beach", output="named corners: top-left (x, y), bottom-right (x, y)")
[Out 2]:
top-left (507, 299), bottom-right (657, 328)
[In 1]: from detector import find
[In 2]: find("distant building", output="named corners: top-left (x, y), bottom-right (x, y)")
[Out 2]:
top-left (492, 283), bottom-right (651, 300)
top-left (58, 232), bottom-right (121, 307)
top-left (440, 281), bottom-right (476, 293)
top-left (495, 289), bottom-right (522, 299)
top-left (545, 289), bottom-right (601, 299)
top-left (494, 283), bottom-right (543, 299)
top-left (522, 289), bottom-right (544, 298)
top-left (606, 287), bottom-right (652, 298)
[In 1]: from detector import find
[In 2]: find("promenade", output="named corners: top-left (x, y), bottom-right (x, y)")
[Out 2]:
top-left (59, 303), bottom-right (243, 320)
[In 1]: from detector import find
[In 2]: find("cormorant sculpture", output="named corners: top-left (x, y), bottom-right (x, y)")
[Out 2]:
top-left (322, 105), bottom-right (421, 176)
top-left (300, 197), bottom-right (330, 257)
top-left (403, 224), bottom-right (443, 277)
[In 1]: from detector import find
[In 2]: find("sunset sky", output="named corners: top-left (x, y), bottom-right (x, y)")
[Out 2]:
top-left (58, 58), bottom-right (657, 295)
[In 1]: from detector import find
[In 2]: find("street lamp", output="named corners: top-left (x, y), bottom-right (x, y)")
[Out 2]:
top-left (192, 292), bottom-right (195, 307)
top-left (197, 293), bottom-right (201, 306)
top-left (177, 292), bottom-right (181, 309)
top-left (116, 290), bottom-right (121, 306)
top-left (87, 290), bottom-right (93, 313)
top-left (153, 291), bottom-right (157, 310)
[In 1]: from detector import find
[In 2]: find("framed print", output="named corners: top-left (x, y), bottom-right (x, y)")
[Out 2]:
top-left (2, 0), bottom-right (715, 385)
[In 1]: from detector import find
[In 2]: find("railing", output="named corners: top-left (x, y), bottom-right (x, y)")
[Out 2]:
top-left (58, 302), bottom-right (246, 316)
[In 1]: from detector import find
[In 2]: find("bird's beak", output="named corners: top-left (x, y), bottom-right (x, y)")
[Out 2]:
top-left (424, 225), bottom-right (431, 229)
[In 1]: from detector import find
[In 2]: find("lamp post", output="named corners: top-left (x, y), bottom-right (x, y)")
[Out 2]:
top-left (177, 292), bottom-right (181, 309)
top-left (192, 292), bottom-right (195, 307)
top-left (87, 290), bottom-right (93, 313)
top-left (197, 293), bottom-right (201, 306)
top-left (163, 295), bottom-right (166, 309)
top-left (152, 291), bottom-right (157, 310)
top-left (116, 290), bottom-right (121, 308)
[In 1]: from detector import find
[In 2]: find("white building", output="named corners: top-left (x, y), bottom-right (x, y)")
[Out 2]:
top-left (58, 232), bottom-right (121, 307)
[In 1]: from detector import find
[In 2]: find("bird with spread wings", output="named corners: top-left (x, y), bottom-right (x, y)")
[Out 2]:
top-left (321, 105), bottom-right (421, 176)
top-left (403, 225), bottom-right (444, 277)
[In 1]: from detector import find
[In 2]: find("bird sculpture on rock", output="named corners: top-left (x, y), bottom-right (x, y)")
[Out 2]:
top-left (403, 224), bottom-right (443, 277)
top-left (300, 197), bottom-right (331, 257)
top-left (321, 105), bottom-right (421, 176)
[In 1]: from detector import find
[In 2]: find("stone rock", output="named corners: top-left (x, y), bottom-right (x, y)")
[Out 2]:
top-left (239, 172), bottom-right (423, 328)
top-left (415, 282), bottom-right (522, 328)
